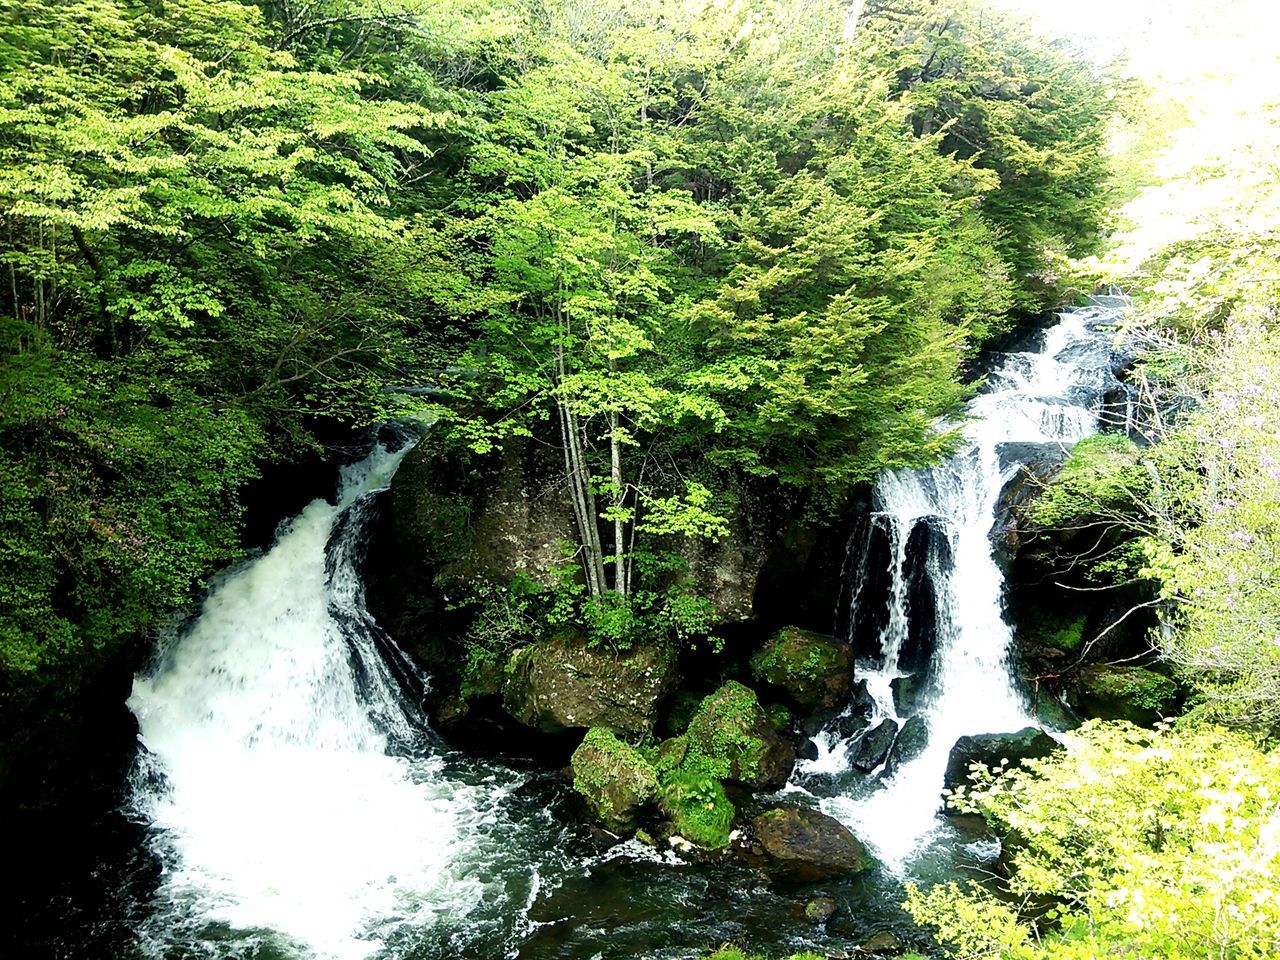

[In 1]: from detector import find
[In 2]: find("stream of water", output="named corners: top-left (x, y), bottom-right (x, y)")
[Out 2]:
top-left (794, 301), bottom-right (1124, 869)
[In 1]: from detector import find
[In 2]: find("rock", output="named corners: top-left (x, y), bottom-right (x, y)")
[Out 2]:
top-left (850, 719), bottom-right (898, 773)
top-left (884, 715), bottom-right (928, 772)
top-left (1030, 691), bottom-right (1080, 731)
top-left (889, 674), bottom-right (924, 715)
top-left (750, 626), bottom-right (853, 713)
top-left (749, 806), bottom-right (873, 882)
top-left (1069, 664), bottom-right (1178, 726)
top-left (901, 517), bottom-right (950, 674)
top-left (804, 896), bottom-right (838, 923)
top-left (942, 727), bottom-right (1060, 793)
top-left (684, 681), bottom-right (795, 790)
top-left (657, 764), bottom-right (736, 850)
top-left (502, 637), bottom-right (676, 738)
top-left (570, 728), bottom-right (658, 832)
top-left (860, 931), bottom-right (902, 954)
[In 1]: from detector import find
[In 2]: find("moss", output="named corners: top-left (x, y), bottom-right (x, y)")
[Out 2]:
top-left (1082, 665), bottom-right (1177, 712)
top-left (684, 680), bottom-right (771, 782)
top-left (571, 728), bottom-right (658, 831)
top-left (658, 752), bottom-right (736, 849)
top-left (646, 735), bottom-right (689, 775)
top-left (749, 627), bottom-right (849, 710)
top-left (766, 702), bottom-right (792, 734)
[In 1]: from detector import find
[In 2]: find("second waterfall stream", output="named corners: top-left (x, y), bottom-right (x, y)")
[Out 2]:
top-left (796, 300), bottom-right (1126, 869)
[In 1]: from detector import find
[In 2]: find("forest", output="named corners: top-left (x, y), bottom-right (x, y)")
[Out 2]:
top-left (1, 1), bottom-right (1277, 959)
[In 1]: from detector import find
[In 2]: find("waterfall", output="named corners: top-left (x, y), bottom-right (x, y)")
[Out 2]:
top-left (800, 302), bottom-right (1125, 869)
top-left (126, 439), bottom-right (518, 960)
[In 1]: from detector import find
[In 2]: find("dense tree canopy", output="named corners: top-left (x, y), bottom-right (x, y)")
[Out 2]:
top-left (0, 0), bottom-right (1115, 797)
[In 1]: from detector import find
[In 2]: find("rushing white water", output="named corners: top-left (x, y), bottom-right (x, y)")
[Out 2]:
top-left (127, 441), bottom-right (505, 960)
top-left (805, 304), bottom-right (1124, 869)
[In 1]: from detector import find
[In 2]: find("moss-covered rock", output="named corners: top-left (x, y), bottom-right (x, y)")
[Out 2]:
top-left (570, 728), bottom-right (658, 832)
top-left (750, 627), bottom-right (852, 713)
top-left (657, 753), bottom-right (737, 849)
top-left (1069, 664), bottom-right (1177, 726)
top-left (747, 806), bottom-right (873, 882)
top-left (684, 681), bottom-right (795, 790)
top-left (501, 636), bottom-right (676, 738)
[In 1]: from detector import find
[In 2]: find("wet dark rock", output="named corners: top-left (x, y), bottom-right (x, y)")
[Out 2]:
top-left (942, 727), bottom-right (1060, 794)
top-left (748, 806), bottom-right (873, 883)
top-left (884, 715), bottom-right (928, 772)
top-left (1030, 691), bottom-right (1081, 730)
top-left (803, 896), bottom-right (838, 924)
top-left (750, 626), bottom-right (853, 713)
top-left (850, 719), bottom-right (898, 773)
top-left (502, 637), bottom-right (676, 738)
top-left (1068, 664), bottom-right (1178, 726)
top-left (889, 674), bottom-right (924, 715)
top-left (861, 931), bottom-right (903, 954)
top-left (847, 515), bottom-right (896, 660)
top-left (900, 516), bottom-right (950, 675)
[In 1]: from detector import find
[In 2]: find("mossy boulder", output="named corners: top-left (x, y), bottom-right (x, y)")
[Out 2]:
top-left (571, 728), bottom-right (658, 832)
top-left (750, 627), bottom-right (853, 713)
top-left (748, 806), bottom-right (873, 883)
top-left (1069, 664), bottom-right (1177, 726)
top-left (657, 754), bottom-right (737, 849)
top-left (502, 636), bottom-right (676, 738)
top-left (684, 681), bottom-right (795, 790)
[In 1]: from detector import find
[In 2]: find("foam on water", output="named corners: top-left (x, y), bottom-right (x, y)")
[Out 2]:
top-left (128, 442), bottom-right (499, 959)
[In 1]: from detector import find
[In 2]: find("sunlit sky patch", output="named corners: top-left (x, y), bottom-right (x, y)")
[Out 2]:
top-left (992, 0), bottom-right (1280, 273)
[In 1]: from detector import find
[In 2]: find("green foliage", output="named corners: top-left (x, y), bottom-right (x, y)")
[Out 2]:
top-left (859, 0), bottom-right (1117, 311)
top-left (657, 752), bottom-right (736, 850)
top-left (1028, 435), bottom-right (1151, 530)
top-left (911, 720), bottom-right (1280, 960)
top-left (683, 681), bottom-right (773, 783)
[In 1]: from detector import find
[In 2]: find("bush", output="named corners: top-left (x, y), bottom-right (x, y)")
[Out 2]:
top-left (910, 720), bottom-right (1280, 960)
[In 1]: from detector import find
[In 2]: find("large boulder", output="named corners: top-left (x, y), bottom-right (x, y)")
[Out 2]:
top-left (747, 806), bottom-right (873, 882)
top-left (750, 627), bottom-right (852, 713)
top-left (684, 681), bottom-right (795, 790)
top-left (942, 727), bottom-right (1060, 793)
top-left (502, 637), bottom-right (676, 738)
top-left (570, 728), bottom-right (658, 832)
top-left (1069, 664), bottom-right (1177, 726)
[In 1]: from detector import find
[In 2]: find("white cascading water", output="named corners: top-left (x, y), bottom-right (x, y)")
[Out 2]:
top-left (800, 302), bottom-right (1124, 869)
top-left (127, 441), bottom-right (502, 960)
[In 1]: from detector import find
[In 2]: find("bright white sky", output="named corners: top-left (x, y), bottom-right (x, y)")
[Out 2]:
top-left (992, 0), bottom-right (1280, 272)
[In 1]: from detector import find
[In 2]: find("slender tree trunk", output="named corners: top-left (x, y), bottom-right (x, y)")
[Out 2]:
top-left (609, 408), bottom-right (626, 596)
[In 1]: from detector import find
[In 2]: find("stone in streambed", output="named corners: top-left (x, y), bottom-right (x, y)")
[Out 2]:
top-left (884, 715), bottom-right (928, 773)
top-left (942, 727), bottom-right (1060, 794)
top-left (570, 727), bottom-right (657, 833)
top-left (804, 896), bottom-right (838, 924)
top-left (748, 806), bottom-right (873, 883)
top-left (850, 718), bottom-right (898, 773)
top-left (502, 636), bottom-right (676, 738)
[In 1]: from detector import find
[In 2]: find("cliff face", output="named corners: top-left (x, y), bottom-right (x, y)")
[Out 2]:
top-left (362, 435), bottom-right (860, 734)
